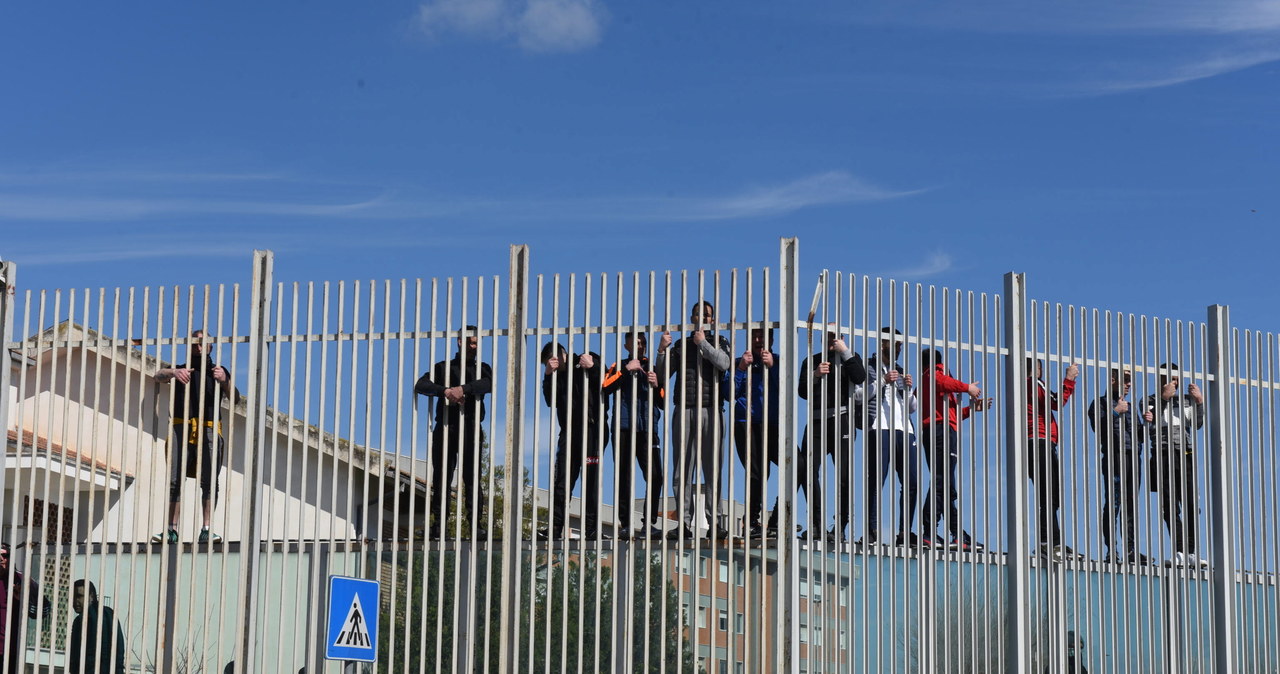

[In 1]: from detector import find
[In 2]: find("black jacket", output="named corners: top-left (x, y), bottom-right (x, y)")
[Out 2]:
top-left (170, 355), bottom-right (238, 421)
top-left (69, 602), bottom-right (126, 674)
top-left (542, 352), bottom-right (609, 431)
top-left (603, 356), bottom-right (663, 431)
top-left (1088, 394), bottom-right (1144, 455)
top-left (656, 334), bottom-right (732, 410)
top-left (798, 348), bottom-right (866, 418)
top-left (414, 354), bottom-right (493, 427)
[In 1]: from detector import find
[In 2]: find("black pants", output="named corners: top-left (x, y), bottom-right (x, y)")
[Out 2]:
top-left (1027, 439), bottom-right (1063, 546)
top-left (169, 420), bottom-right (225, 505)
top-left (866, 429), bottom-right (920, 540)
top-left (1100, 451), bottom-right (1140, 556)
top-left (798, 413), bottom-right (852, 534)
top-left (616, 427), bottom-right (664, 529)
top-left (733, 422), bottom-right (780, 528)
top-left (430, 423), bottom-right (487, 531)
top-left (920, 424), bottom-right (962, 540)
top-left (1151, 448), bottom-right (1198, 554)
top-left (552, 424), bottom-right (604, 535)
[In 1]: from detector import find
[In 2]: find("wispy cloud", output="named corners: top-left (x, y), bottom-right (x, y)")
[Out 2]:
top-left (843, 0), bottom-right (1280, 36)
top-left (415, 0), bottom-right (605, 53)
top-left (681, 171), bottom-right (926, 221)
top-left (1079, 47), bottom-right (1280, 94)
top-left (0, 168), bottom-right (921, 225)
top-left (886, 251), bottom-right (954, 280)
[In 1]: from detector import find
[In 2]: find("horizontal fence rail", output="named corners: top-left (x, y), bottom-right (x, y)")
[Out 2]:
top-left (0, 240), bottom-right (1276, 674)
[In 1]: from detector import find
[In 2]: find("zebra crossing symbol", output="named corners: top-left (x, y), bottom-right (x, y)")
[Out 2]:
top-left (325, 576), bottom-right (379, 662)
top-left (334, 594), bottom-right (370, 648)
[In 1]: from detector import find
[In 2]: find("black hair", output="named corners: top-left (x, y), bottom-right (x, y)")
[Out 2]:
top-left (540, 341), bottom-right (568, 364)
top-left (921, 348), bottom-right (943, 368)
top-left (73, 579), bottom-right (99, 600)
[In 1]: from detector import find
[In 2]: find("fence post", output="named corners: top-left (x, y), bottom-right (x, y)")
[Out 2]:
top-left (0, 260), bottom-right (14, 525)
top-left (498, 244), bottom-right (530, 673)
top-left (777, 237), bottom-right (800, 673)
top-left (1002, 272), bottom-right (1030, 674)
top-left (234, 250), bottom-right (274, 672)
top-left (1206, 304), bottom-right (1238, 674)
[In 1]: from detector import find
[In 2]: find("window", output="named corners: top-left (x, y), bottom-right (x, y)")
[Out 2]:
top-left (700, 557), bottom-right (708, 578)
top-left (800, 620), bottom-right (809, 644)
top-left (736, 664), bottom-right (744, 674)
top-left (719, 560), bottom-right (729, 583)
top-left (683, 602), bottom-right (690, 626)
top-left (735, 565), bottom-right (745, 586)
top-left (839, 585), bottom-right (848, 606)
top-left (799, 575), bottom-right (808, 597)
top-left (718, 661), bottom-right (728, 674)
top-left (839, 630), bottom-right (848, 649)
top-left (735, 612), bottom-right (744, 634)
top-left (698, 606), bottom-right (707, 629)
top-left (718, 609), bottom-right (728, 631)
top-left (813, 625), bottom-right (823, 646)
top-left (682, 553), bottom-right (693, 576)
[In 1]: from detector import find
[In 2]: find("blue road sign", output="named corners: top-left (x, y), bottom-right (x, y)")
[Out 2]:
top-left (325, 576), bottom-right (379, 662)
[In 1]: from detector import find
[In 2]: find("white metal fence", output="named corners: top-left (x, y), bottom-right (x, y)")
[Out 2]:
top-left (0, 240), bottom-right (1276, 673)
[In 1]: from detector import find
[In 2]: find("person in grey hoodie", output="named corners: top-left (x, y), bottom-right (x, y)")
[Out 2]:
top-left (657, 301), bottom-right (733, 540)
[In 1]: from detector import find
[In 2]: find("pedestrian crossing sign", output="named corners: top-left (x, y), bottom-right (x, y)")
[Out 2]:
top-left (325, 576), bottom-right (379, 662)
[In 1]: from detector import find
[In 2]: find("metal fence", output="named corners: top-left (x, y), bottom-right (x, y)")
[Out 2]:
top-left (0, 239), bottom-right (1276, 673)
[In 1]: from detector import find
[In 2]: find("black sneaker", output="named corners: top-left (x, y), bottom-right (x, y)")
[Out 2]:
top-left (151, 529), bottom-right (178, 544)
top-left (666, 526), bottom-right (694, 541)
top-left (197, 528), bottom-right (221, 544)
top-left (894, 532), bottom-right (919, 548)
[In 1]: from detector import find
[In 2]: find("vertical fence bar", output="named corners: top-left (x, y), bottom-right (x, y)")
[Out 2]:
top-left (0, 260), bottom-right (13, 524)
top-left (1003, 271), bottom-right (1030, 674)
top-left (234, 250), bottom-right (274, 671)
top-left (1206, 304), bottom-right (1239, 674)
top-left (499, 245), bottom-right (530, 674)
top-left (777, 237), bottom-right (800, 674)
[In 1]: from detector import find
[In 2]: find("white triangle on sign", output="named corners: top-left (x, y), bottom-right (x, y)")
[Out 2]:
top-left (334, 592), bottom-right (372, 649)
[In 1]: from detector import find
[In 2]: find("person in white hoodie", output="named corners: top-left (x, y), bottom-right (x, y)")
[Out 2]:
top-left (856, 327), bottom-right (920, 548)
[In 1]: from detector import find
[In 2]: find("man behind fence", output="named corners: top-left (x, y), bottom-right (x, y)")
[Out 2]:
top-left (857, 327), bottom-right (921, 548)
top-left (1025, 358), bottom-right (1081, 561)
top-left (153, 330), bottom-right (239, 544)
top-left (732, 327), bottom-right (782, 539)
top-left (69, 580), bottom-right (126, 674)
top-left (1, 543), bottom-right (50, 673)
top-left (414, 325), bottom-right (493, 540)
top-left (1142, 362), bottom-right (1207, 569)
top-left (541, 342), bottom-right (609, 539)
top-left (602, 331), bottom-right (666, 540)
top-left (658, 301), bottom-right (733, 540)
top-left (918, 348), bottom-right (986, 551)
top-left (797, 327), bottom-right (866, 543)
top-left (1088, 368), bottom-right (1148, 565)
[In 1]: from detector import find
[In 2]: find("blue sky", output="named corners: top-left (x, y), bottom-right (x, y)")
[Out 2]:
top-left (1, 1), bottom-right (1277, 332)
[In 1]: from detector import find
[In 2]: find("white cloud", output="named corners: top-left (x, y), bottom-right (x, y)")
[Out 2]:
top-left (843, 0), bottom-right (1280, 36)
top-left (1082, 48), bottom-right (1280, 93)
top-left (886, 251), bottom-right (954, 280)
top-left (415, 0), bottom-right (604, 53)
top-left (684, 171), bottom-right (926, 221)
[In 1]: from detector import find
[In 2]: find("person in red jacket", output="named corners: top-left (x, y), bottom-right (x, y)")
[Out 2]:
top-left (918, 349), bottom-right (988, 551)
top-left (1026, 358), bottom-right (1080, 560)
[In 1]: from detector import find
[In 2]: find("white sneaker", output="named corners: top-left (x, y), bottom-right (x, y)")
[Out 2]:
top-left (1164, 552), bottom-right (1186, 568)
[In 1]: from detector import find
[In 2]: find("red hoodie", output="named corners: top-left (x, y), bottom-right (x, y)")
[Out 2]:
top-left (1026, 376), bottom-right (1075, 444)
top-left (921, 363), bottom-right (973, 431)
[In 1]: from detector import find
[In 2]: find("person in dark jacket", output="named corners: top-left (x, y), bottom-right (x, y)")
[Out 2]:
top-left (1026, 358), bottom-right (1080, 561)
top-left (657, 301), bottom-right (733, 540)
top-left (603, 332), bottom-right (665, 539)
top-left (69, 580), bottom-right (126, 674)
top-left (1, 543), bottom-right (49, 673)
top-left (1088, 368), bottom-right (1147, 565)
top-left (732, 327), bottom-right (782, 538)
top-left (414, 325), bottom-right (494, 539)
top-left (153, 329), bottom-right (241, 544)
top-left (542, 342), bottom-right (610, 539)
top-left (797, 328), bottom-right (866, 542)
top-left (1142, 362), bottom-right (1207, 568)
top-left (918, 349), bottom-right (987, 551)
